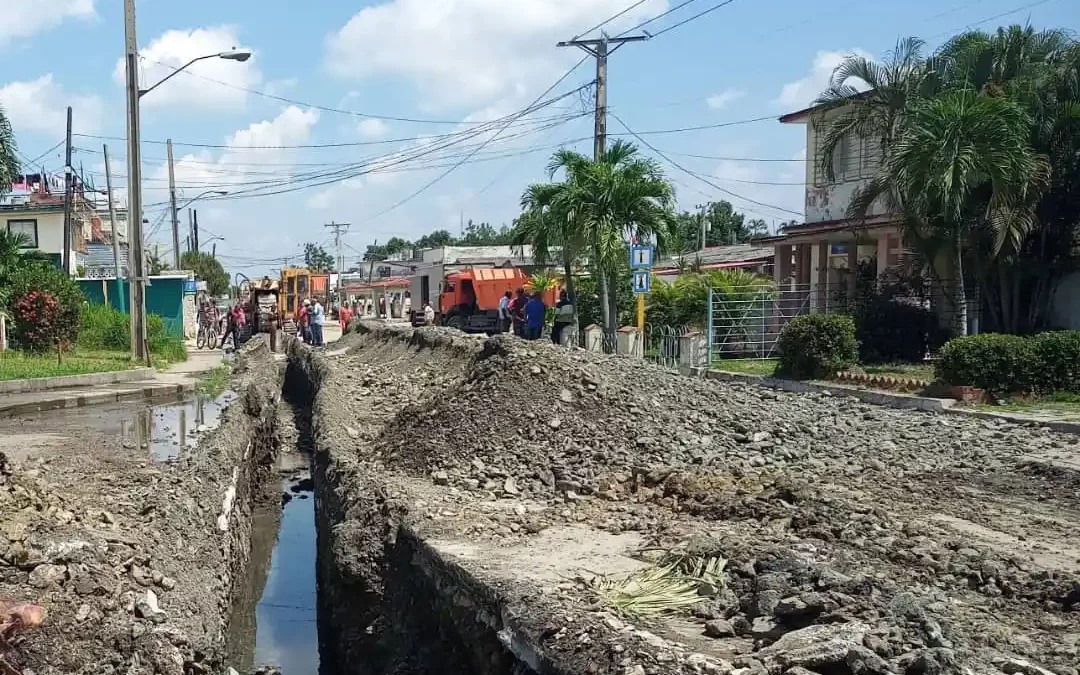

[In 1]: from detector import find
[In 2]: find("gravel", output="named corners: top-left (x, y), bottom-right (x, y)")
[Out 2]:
top-left (323, 323), bottom-right (1080, 675)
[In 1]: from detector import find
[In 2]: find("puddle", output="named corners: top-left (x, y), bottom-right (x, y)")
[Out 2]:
top-left (79, 391), bottom-right (237, 461)
top-left (228, 472), bottom-right (320, 674)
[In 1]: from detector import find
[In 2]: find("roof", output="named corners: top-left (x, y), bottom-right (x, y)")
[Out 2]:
top-left (654, 244), bottom-right (774, 272)
top-left (344, 278), bottom-right (411, 292)
top-left (778, 91), bottom-right (872, 124)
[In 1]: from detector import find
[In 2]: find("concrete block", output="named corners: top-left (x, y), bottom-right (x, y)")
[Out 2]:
top-left (583, 325), bottom-right (604, 353)
top-left (678, 331), bottom-right (708, 371)
top-left (616, 327), bottom-right (643, 358)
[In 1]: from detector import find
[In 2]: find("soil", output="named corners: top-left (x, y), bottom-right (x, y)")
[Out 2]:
top-left (0, 350), bottom-right (281, 675)
top-left (313, 322), bottom-right (1080, 675)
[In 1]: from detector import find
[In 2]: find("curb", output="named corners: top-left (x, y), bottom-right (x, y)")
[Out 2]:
top-left (0, 382), bottom-right (195, 417)
top-left (0, 367), bottom-right (154, 395)
top-left (704, 369), bottom-right (1080, 435)
top-left (704, 369), bottom-right (957, 412)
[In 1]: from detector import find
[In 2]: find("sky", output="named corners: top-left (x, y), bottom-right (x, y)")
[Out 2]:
top-left (0, 0), bottom-right (1075, 276)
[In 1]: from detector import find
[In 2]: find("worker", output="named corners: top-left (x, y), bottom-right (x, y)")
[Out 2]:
top-left (403, 292), bottom-right (412, 318)
top-left (498, 290), bottom-right (512, 333)
top-left (339, 302), bottom-right (352, 333)
top-left (551, 290), bottom-right (574, 345)
top-left (220, 300), bottom-right (246, 349)
top-left (310, 297), bottom-right (326, 347)
top-left (423, 301), bottom-right (436, 326)
top-left (510, 287), bottom-right (527, 337)
top-left (297, 299), bottom-right (311, 344)
top-left (524, 291), bottom-right (546, 341)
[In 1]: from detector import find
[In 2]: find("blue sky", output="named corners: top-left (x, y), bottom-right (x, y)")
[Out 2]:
top-left (0, 0), bottom-right (1075, 275)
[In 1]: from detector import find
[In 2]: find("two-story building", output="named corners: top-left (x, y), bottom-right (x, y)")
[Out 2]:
top-left (3, 173), bottom-right (97, 275)
top-left (763, 101), bottom-right (908, 311)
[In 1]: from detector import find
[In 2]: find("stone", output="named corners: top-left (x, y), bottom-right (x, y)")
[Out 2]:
top-left (75, 604), bottom-right (92, 622)
top-left (1001, 658), bottom-right (1060, 675)
top-left (132, 622), bottom-right (148, 639)
top-left (559, 388), bottom-right (574, 403)
top-left (28, 564), bottom-right (66, 588)
top-left (159, 576), bottom-right (177, 591)
top-left (345, 426), bottom-right (359, 439)
top-left (432, 471), bottom-right (449, 486)
top-left (704, 619), bottom-right (736, 638)
top-left (549, 417), bottom-right (562, 429)
top-left (756, 622), bottom-right (871, 671)
top-left (135, 589), bottom-right (166, 623)
top-left (503, 477), bottom-right (520, 496)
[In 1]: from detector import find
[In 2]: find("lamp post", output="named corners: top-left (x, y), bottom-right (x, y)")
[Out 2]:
top-left (124, 0), bottom-right (249, 363)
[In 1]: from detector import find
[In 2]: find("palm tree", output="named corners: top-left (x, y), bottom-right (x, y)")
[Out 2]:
top-left (516, 182), bottom-right (581, 323)
top-left (0, 105), bottom-right (19, 198)
top-left (850, 90), bottom-right (1048, 335)
top-left (540, 140), bottom-right (675, 336)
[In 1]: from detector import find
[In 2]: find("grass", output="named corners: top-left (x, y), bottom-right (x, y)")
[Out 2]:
top-left (976, 391), bottom-right (1080, 420)
top-left (712, 358), bottom-right (778, 376)
top-left (196, 365), bottom-right (230, 398)
top-left (0, 348), bottom-right (135, 381)
top-left (861, 362), bottom-right (936, 382)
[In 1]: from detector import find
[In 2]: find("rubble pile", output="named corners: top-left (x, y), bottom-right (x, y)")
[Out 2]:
top-left (330, 325), bottom-right (1080, 675)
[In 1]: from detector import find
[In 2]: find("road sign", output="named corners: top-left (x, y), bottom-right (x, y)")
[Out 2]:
top-left (630, 245), bottom-right (654, 269)
top-left (632, 270), bottom-right (651, 295)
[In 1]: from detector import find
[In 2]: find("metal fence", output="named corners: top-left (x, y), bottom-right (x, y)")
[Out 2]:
top-left (644, 324), bottom-right (693, 370)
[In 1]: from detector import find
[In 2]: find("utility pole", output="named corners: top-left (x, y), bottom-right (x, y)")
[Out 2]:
top-left (103, 144), bottom-right (125, 313)
top-left (167, 138), bottom-right (180, 270)
top-left (557, 33), bottom-right (648, 338)
top-left (211, 242), bottom-right (216, 258)
top-left (192, 209), bottom-right (199, 252)
top-left (324, 221), bottom-right (350, 305)
top-left (124, 0), bottom-right (148, 364)
top-left (62, 106), bottom-right (73, 275)
top-left (187, 209), bottom-right (194, 252)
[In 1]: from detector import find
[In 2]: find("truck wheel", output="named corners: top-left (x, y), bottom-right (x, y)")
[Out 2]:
top-left (445, 315), bottom-right (463, 331)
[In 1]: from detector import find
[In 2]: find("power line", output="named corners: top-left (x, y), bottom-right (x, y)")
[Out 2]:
top-left (572, 0), bottom-right (654, 40)
top-left (617, 0), bottom-right (703, 36)
top-left (650, 0), bottom-right (740, 38)
top-left (658, 149), bottom-right (803, 162)
top-left (611, 112), bottom-right (802, 217)
top-left (926, 0), bottom-right (1061, 40)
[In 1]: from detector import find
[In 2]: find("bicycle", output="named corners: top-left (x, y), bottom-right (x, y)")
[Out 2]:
top-left (196, 316), bottom-right (218, 350)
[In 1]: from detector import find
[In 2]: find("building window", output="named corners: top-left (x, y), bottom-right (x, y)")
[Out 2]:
top-left (813, 132), bottom-right (881, 185)
top-left (6, 219), bottom-right (38, 247)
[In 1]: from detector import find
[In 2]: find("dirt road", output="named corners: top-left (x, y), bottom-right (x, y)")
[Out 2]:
top-left (313, 322), bottom-right (1080, 675)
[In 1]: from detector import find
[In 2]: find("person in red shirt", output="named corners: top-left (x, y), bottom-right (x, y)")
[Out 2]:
top-left (339, 302), bottom-right (352, 333)
top-left (296, 299), bottom-right (311, 343)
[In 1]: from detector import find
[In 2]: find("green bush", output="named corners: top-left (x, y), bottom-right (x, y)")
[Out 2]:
top-left (855, 298), bottom-right (946, 364)
top-left (6, 263), bottom-right (84, 351)
top-left (79, 304), bottom-right (131, 350)
top-left (147, 314), bottom-right (188, 363)
top-left (775, 314), bottom-right (857, 380)
top-left (937, 331), bottom-right (1080, 396)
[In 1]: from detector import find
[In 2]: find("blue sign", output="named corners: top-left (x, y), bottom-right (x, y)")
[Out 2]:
top-left (629, 245), bottom-right (655, 269)
top-left (632, 271), bottom-right (651, 295)
top-left (183, 280), bottom-right (197, 294)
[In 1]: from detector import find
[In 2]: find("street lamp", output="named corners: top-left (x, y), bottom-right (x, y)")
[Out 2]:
top-left (138, 50), bottom-right (252, 98)
top-left (179, 190), bottom-right (228, 210)
top-left (178, 190), bottom-right (228, 253)
top-left (123, 0), bottom-right (249, 363)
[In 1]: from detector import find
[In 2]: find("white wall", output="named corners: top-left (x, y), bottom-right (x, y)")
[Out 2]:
top-left (5, 211), bottom-right (80, 273)
top-left (1051, 272), bottom-right (1080, 330)
top-left (801, 113), bottom-right (890, 224)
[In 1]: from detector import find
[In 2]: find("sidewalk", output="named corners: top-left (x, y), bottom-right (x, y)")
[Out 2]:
top-left (0, 346), bottom-right (224, 417)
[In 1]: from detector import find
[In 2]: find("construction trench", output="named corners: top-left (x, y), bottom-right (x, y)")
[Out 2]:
top-left (1, 324), bottom-right (1079, 675)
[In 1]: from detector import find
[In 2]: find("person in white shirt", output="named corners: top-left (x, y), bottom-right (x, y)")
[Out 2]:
top-left (423, 302), bottom-right (436, 326)
top-left (403, 293), bottom-right (412, 318)
top-left (497, 290), bottom-right (512, 333)
top-left (310, 299), bottom-right (325, 346)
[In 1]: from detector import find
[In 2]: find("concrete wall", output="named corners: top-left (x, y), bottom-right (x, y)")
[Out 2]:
top-left (1051, 271), bottom-right (1080, 330)
top-left (5, 210), bottom-right (82, 274)
top-left (800, 111), bottom-right (890, 224)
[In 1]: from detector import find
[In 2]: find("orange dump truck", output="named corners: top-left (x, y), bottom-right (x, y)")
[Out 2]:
top-left (415, 267), bottom-right (557, 333)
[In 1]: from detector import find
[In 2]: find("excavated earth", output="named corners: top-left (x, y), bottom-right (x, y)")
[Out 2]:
top-left (0, 342), bottom-right (281, 675)
top-left (299, 321), bottom-right (1080, 675)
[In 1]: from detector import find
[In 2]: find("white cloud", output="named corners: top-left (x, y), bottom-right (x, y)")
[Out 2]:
top-left (706, 89), bottom-right (744, 110)
top-left (307, 177), bottom-right (362, 210)
top-left (775, 49), bottom-right (871, 110)
top-left (324, 0), bottom-right (668, 108)
top-left (357, 118), bottom-right (390, 138)
top-left (113, 26), bottom-right (261, 111)
top-left (0, 75), bottom-right (103, 135)
top-left (0, 0), bottom-right (95, 46)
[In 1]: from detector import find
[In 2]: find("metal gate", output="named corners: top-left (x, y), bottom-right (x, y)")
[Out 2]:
top-left (707, 283), bottom-right (811, 361)
top-left (644, 324), bottom-right (692, 370)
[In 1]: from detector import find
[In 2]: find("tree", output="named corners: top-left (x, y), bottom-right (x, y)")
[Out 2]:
top-left (148, 250), bottom-right (167, 276)
top-left (536, 141), bottom-right (675, 337)
top-left (0, 105), bottom-right (20, 200)
top-left (304, 243), bottom-right (335, 271)
top-left (515, 183), bottom-right (583, 332)
top-left (460, 220), bottom-right (513, 246)
top-left (414, 230), bottom-right (456, 250)
top-left (181, 251), bottom-right (229, 296)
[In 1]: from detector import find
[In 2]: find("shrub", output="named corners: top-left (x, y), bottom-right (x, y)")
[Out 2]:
top-left (775, 314), bottom-right (857, 380)
top-left (855, 298), bottom-right (946, 364)
top-left (147, 314), bottom-right (188, 363)
top-left (79, 304), bottom-right (131, 350)
top-left (936, 334), bottom-right (1038, 395)
top-left (6, 263), bottom-right (84, 352)
top-left (938, 331), bottom-right (1080, 396)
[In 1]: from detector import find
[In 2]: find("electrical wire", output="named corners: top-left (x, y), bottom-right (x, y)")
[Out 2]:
top-left (649, 0), bottom-right (740, 38)
top-left (925, 0), bottom-right (1061, 40)
top-left (23, 140), bottom-right (64, 166)
top-left (616, 0), bottom-right (703, 36)
top-left (610, 112), bottom-right (802, 217)
top-left (572, 0), bottom-right (655, 39)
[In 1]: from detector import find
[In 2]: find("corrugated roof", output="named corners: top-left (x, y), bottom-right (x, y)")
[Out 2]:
top-left (655, 244), bottom-right (774, 271)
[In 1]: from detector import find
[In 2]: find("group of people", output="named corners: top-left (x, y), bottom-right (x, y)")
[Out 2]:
top-left (293, 298), bottom-right (326, 346)
top-left (197, 297), bottom-right (248, 349)
top-left (497, 287), bottom-right (574, 343)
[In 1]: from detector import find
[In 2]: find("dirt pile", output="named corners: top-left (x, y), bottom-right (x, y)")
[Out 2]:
top-left (330, 323), bottom-right (1080, 675)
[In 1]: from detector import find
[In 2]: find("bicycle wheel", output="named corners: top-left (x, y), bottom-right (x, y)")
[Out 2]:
top-left (196, 326), bottom-right (207, 350)
top-left (208, 327), bottom-right (218, 349)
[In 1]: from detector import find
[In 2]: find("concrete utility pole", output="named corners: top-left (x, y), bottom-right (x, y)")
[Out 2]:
top-left (62, 106), bottom-right (73, 275)
top-left (167, 138), bottom-right (181, 269)
top-left (123, 0), bottom-right (148, 364)
top-left (187, 209), bottom-right (194, 252)
top-left (324, 221), bottom-right (350, 304)
top-left (103, 144), bottom-right (125, 313)
top-left (557, 34), bottom-right (648, 161)
top-left (557, 33), bottom-right (647, 339)
top-left (192, 209), bottom-right (199, 252)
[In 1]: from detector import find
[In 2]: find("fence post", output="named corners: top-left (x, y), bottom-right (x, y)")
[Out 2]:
top-left (706, 287), bottom-right (714, 368)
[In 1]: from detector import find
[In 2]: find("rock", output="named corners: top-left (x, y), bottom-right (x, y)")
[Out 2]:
top-left (75, 604), bottom-right (92, 622)
top-left (159, 576), bottom-right (177, 591)
top-left (135, 589), bottom-right (166, 623)
top-left (548, 417), bottom-right (562, 429)
top-left (704, 619), bottom-right (736, 638)
top-left (750, 616), bottom-right (784, 641)
top-left (132, 622), bottom-right (148, 639)
top-left (530, 365), bottom-right (542, 375)
top-left (559, 388), bottom-right (574, 403)
top-left (28, 564), bottom-right (66, 588)
top-left (756, 622), bottom-right (870, 671)
top-left (623, 666), bottom-right (645, 675)
top-left (345, 426), bottom-right (359, 439)
top-left (131, 565), bottom-right (154, 586)
top-left (1001, 658), bottom-right (1061, 675)
top-left (774, 593), bottom-right (829, 626)
top-left (432, 471), bottom-right (449, 486)
top-left (503, 477), bottom-right (520, 496)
